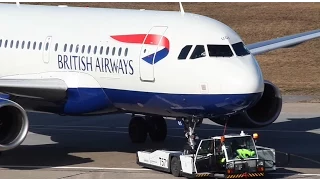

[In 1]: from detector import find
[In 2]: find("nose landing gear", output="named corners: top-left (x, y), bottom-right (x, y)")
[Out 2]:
top-left (181, 116), bottom-right (202, 154)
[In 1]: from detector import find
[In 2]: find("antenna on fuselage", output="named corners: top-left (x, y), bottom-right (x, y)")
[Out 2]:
top-left (179, 2), bottom-right (185, 16)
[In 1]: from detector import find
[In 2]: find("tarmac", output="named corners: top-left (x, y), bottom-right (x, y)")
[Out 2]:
top-left (0, 96), bottom-right (319, 179)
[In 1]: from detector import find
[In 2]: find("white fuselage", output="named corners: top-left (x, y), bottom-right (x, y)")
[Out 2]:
top-left (0, 4), bottom-right (264, 117)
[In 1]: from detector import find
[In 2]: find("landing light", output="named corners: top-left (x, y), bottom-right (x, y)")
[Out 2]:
top-left (253, 133), bottom-right (259, 140)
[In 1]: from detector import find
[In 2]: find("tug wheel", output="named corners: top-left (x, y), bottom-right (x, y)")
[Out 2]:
top-left (170, 157), bottom-right (181, 177)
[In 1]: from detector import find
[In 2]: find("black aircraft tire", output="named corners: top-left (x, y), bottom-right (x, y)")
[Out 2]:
top-left (170, 157), bottom-right (181, 177)
top-left (129, 116), bottom-right (147, 143)
top-left (148, 116), bottom-right (167, 142)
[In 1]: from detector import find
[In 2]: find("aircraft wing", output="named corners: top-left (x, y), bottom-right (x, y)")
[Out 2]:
top-left (247, 29), bottom-right (320, 55)
top-left (0, 78), bottom-right (68, 101)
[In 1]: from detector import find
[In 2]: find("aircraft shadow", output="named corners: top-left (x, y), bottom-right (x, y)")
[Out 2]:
top-left (0, 112), bottom-right (319, 177)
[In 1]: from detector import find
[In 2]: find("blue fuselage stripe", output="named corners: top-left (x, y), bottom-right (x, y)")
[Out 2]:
top-left (63, 88), bottom-right (262, 116)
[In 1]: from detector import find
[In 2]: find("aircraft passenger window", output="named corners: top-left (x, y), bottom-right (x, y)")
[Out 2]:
top-left (94, 46), bottom-right (97, 54)
top-left (231, 42), bottom-right (250, 56)
top-left (27, 41), bottom-right (31, 49)
top-left (112, 47), bottom-right (115, 56)
top-left (124, 48), bottom-right (128, 56)
top-left (4, 40), bottom-right (8, 48)
top-left (207, 45), bottom-right (233, 57)
top-left (22, 41), bottom-right (25, 49)
top-left (10, 40), bottom-right (14, 48)
top-left (70, 44), bottom-right (73, 53)
top-left (0, 39), bottom-right (2, 47)
top-left (190, 45), bottom-right (206, 59)
top-left (178, 45), bottom-right (192, 60)
top-left (54, 43), bottom-right (58, 51)
top-left (39, 42), bottom-right (42, 50)
top-left (88, 45), bottom-right (91, 54)
top-left (33, 42), bottom-right (37, 50)
top-left (100, 46), bottom-right (103, 55)
top-left (75, 44), bottom-right (79, 53)
top-left (82, 45), bottom-right (85, 53)
top-left (118, 47), bottom-right (122, 56)
top-left (64, 44), bottom-right (67, 52)
top-left (45, 42), bottom-right (49, 51)
top-left (16, 41), bottom-right (19, 49)
top-left (106, 47), bottom-right (109, 55)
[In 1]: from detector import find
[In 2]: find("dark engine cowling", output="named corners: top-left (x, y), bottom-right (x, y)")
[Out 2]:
top-left (0, 98), bottom-right (29, 151)
top-left (210, 80), bottom-right (282, 128)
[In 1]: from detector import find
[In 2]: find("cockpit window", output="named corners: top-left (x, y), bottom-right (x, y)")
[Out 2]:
top-left (178, 45), bottom-right (192, 60)
top-left (232, 42), bottom-right (250, 56)
top-left (207, 45), bottom-right (233, 57)
top-left (190, 45), bottom-right (206, 59)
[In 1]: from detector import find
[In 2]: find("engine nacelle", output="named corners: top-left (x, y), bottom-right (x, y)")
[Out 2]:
top-left (0, 98), bottom-right (29, 151)
top-left (210, 80), bottom-right (282, 128)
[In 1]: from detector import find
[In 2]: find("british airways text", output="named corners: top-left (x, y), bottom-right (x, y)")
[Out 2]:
top-left (58, 55), bottom-right (134, 75)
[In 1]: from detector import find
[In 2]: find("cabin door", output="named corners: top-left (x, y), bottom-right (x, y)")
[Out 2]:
top-left (42, 36), bottom-right (52, 63)
top-left (139, 26), bottom-right (168, 82)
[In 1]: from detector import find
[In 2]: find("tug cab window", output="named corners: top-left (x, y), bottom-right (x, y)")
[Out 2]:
top-left (207, 45), bottom-right (233, 57)
top-left (232, 42), bottom-right (250, 56)
top-left (190, 45), bottom-right (206, 59)
top-left (178, 45), bottom-right (192, 60)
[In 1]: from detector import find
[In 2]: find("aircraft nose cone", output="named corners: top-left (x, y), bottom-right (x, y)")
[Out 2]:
top-left (222, 56), bottom-right (264, 94)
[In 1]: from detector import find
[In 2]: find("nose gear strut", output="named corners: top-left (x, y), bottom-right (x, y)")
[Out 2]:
top-left (181, 116), bottom-right (202, 154)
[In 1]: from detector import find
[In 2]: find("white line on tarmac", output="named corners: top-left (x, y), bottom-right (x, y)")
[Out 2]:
top-left (0, 165), bottom-right (150, 171)
top-left (1, 165), bottom-right (319, 177)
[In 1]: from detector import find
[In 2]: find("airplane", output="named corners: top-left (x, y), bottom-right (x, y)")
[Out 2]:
top-left (0, 3), bottom-right (319, 153)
